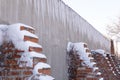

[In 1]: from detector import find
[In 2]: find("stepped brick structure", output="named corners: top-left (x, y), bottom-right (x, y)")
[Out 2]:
top-left (0, 23), bottom-right (54, 80)
top-left (67, 42), bottom-right (120, 80)
top-left (67, 42), bottom-right (103, 80)
top-left (92, 51), bottom-right (120, 80)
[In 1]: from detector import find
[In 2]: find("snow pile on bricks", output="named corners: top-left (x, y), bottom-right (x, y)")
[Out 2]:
top-left (0, 23), bottom-right (54, 80)
top-left (67, 42), bottom-right (120, 80)
top-left (67, 42), bottom-right (103, 80)
top-left (67, 42), bottom-right (98, 69)
top-left (92, 49), bottom-right (106, 57)
top-left (92, 49), bottom-right (120, 80)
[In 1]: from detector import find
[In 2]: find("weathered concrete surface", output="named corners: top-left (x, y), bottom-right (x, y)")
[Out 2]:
top-left (0, 0), bottom-right (110, 80)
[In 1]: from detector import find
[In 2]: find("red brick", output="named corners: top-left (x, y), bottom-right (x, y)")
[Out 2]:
top-left (15, 49), bottom-right (24, 53)
top-left (29, 46), bottom-right (42, 52)
top-left (24, 36), bottom-right (38, 43)
top-left (38, 68), bottom-right (51, 75)
top-left (20, 26), bottom-right (35, 34)
top-left (33, 57), bottom-right (47, 64)
top-left (5, 60), bottom-right (17, 65)
top-left (86, 77), bottom-right (98, 80)
top-left (14, 54), bottom-right (21, 58)
top-left (11, 71), bottom-right (19, 75)
top-left (15, 77), bottom-right (22, 80)
top-left (23, 71), bottom-right (33, 75)
top-left (86, 49), bottom-right (90, 53)
top-left (84, 43), bottom-right (87, 47)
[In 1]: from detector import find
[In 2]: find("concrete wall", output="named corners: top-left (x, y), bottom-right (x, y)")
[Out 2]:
top-left (0, 0), bottom-right (110, 80)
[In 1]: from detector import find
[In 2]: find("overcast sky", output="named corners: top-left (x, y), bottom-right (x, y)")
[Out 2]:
top-left (62, 0), bottom-right (120, 36)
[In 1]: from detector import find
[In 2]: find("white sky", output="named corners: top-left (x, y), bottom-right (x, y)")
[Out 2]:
top-left (62, 0), bottom-right (120, 36)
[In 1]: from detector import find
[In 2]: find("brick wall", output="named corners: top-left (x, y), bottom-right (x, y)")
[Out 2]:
top-left (0, 24), bottom-right (54, 80)
top-left (67, 42), bottom-right (120, 80)
top-left (67, 42), bottom-right (102, 80)
top-left (92, 52), bottom-right (120, 80)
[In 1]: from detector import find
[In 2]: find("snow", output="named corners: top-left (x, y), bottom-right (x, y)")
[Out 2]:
top-left (89, 57), bottom-right (94, 60)
top-left (7, 23), bottom-right (43, 67)
top-left (28, 74), bottom-right (54, 80)
top-left (30, 51), bottom-right (47, 58)
top-left (18, 52), bottom-right (33, 67)
top-left (97, 72), bottom-right (102, 75)
top-left (99, 78), bottom-right (104, 80)
top-left (18, 51), bottom-right (47, 68)
top-left (0, 29), bottom-right (3, 45)
top-left (21, 30), bottom-right (38, 38)
top-left (67, 42), bottom-right (97, 68)
top-left (7, 26), bottom-right (37, 43)
top-left (0, 25), bottom-right (8, 45)
top-left (39, 75), bottom-right (54, 80)
top-left (11, 23), bottom-right (35, 30)
top-left (15, 41), bottom-right (42, 52)
top-left (25, 41), bottom-right (42, 48)
top-left (11, 41), bottom-right (42, 52)
top-left (112, 71), bottom-right (117, 75)
top-left (86, 62), bottom-right (96, 68)
top-left (116, 69), bottom-right (119, 72)
top-left (67, 42), bottom-right (74, 52)
top-left (93, 67), bottom-right (99, 71)
top-left (73, 42), bottom-right (92, 67)
top-left (95, 49), bottom-right (105, 54)
top-left (33, 62), bottom-right (51, 74)
top-left (0, 23), bottom-right (42, 67)
top-left (93, 49), bottom-right (106, 57)
top-left (118, 72), bottom-right (120, 74)
top-left (6, 24), bottom-right (25, 42)
top-left (110, 67), bottom-right (113, 70)
top-left (109, 64), bottom-right (112, 67)
top-left (107, 61), bottom-right (110, 64)
top-left (5, 24), bottom-right (41, 51)
top-left (105, 57), bottom-right (108, 59)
